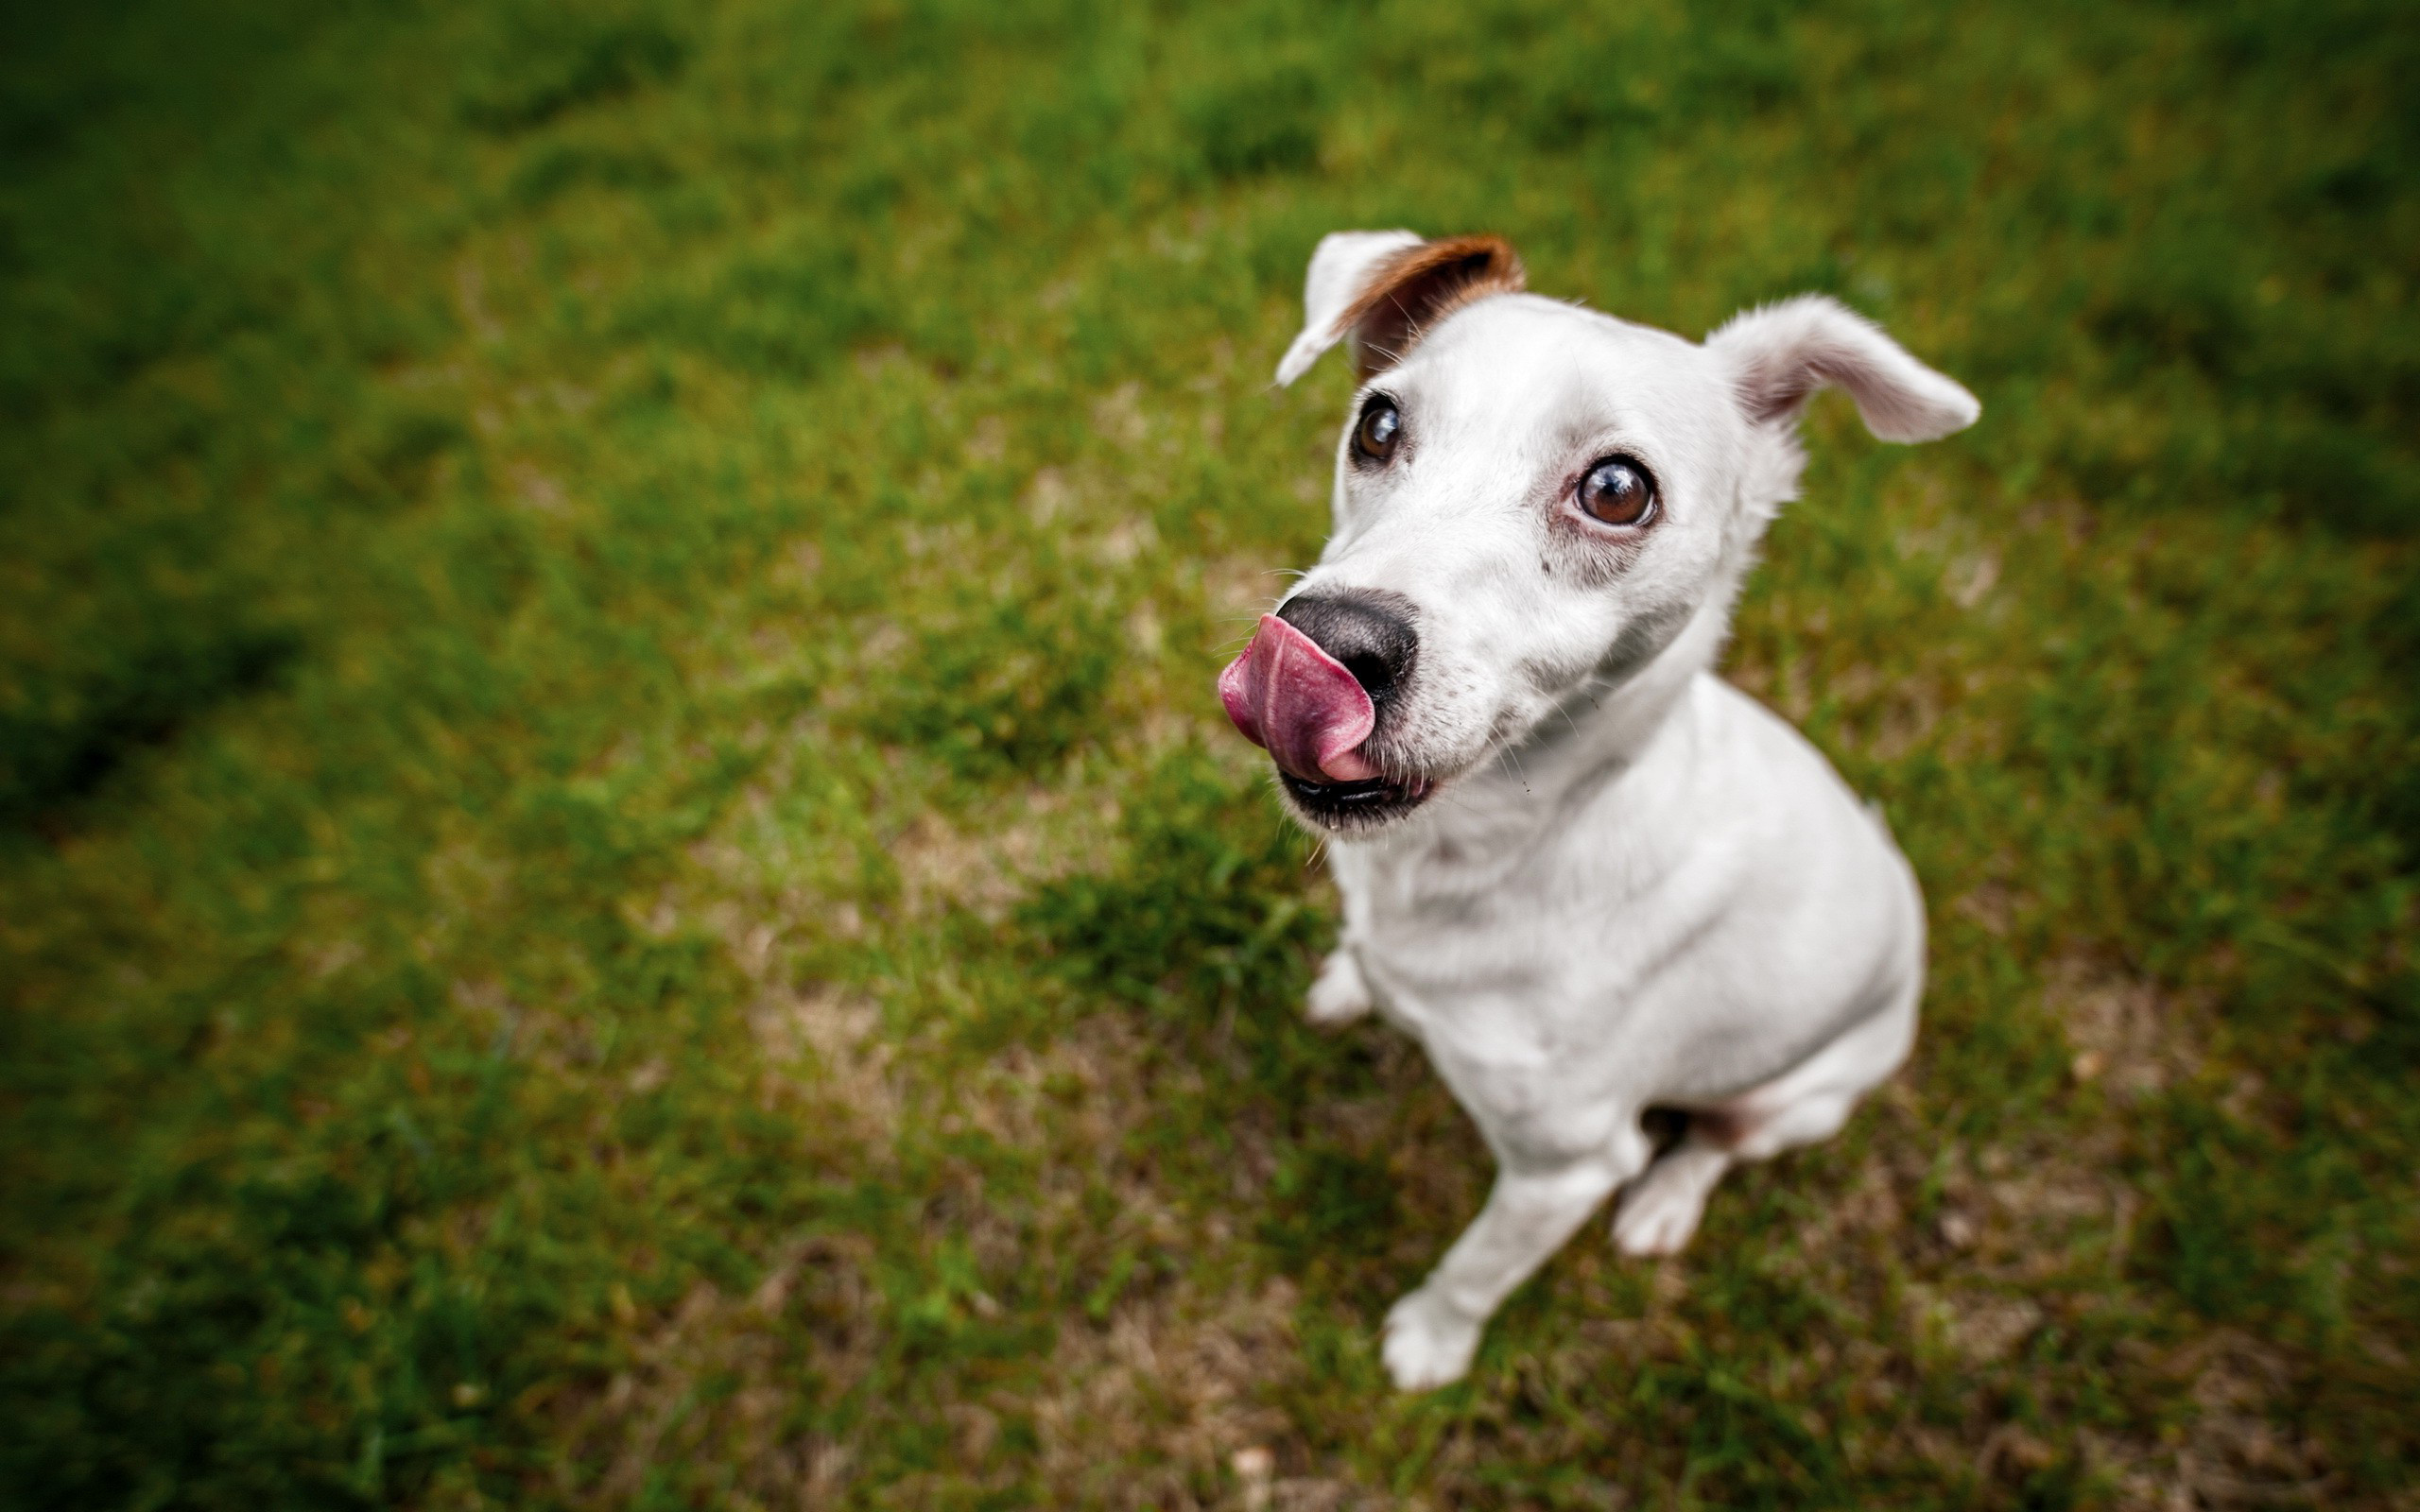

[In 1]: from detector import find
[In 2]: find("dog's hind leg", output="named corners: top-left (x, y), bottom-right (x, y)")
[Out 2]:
top-left (1614, 988), bottom-right (1916, 1257)
top-left (1611, 1136), bottom-right (1734, 1257)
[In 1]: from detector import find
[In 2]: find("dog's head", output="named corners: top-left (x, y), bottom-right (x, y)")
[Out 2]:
top-left (1220, 230), bottom-right (1979, 833)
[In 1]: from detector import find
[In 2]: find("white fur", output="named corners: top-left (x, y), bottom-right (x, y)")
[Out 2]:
top-left (1263, 236), bottom-right (1977, 1390)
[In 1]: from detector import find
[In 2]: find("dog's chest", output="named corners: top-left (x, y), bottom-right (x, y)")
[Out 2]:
top-left (1336, 811), bottom-right (1693, 1069)
top-left (1331, 830), bottom-right (1673, 1156)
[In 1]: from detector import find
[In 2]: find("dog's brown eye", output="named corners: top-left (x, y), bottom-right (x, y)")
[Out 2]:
top-left (1354, 398), bottom-right (1401, 463)
top-left (1578, 456), bottom-right (1656, 526)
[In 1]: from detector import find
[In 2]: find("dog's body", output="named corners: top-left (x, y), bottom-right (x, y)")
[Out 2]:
top-left (1318, 663), bottom-right (1925, 1389)
top-left (1219, 232), bottom-right (1977, 1389)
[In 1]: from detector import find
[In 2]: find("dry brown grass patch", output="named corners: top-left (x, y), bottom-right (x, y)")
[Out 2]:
top-left (2044, 952), bottom-right (2206, 1096)
top-left (553, 1236), bottom-right (879, 1510)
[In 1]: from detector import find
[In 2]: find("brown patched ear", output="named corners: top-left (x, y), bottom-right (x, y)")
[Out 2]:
top-left (1272, 232), bottom-right (1527, 387)
top-left (1337, 234), bottom-right (1527, 380)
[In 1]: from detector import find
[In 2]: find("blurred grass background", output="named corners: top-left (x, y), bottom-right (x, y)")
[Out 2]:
top-left (2, 0), bottom-right (2415, 1506)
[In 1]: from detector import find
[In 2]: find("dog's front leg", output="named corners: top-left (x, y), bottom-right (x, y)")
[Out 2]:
top-left (1381, 1139), bottom-right (1642, 1389)
top-left (1305, 946), bottom-right (1374, 1025)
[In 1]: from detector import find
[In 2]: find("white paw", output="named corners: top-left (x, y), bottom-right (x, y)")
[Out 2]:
top-left (1381, 1288), bottom-right (1481, 1390)
top-left (1305, 950), bottom-right (1374, 1026)
top-left (1611, 1177), bottom-right (1708, 1258)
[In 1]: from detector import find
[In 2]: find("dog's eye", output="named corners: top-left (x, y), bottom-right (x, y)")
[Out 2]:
top-left (1353, 398), bottom-right (1401, 463)
top-left (1578, 456), bottom-right (1657, 526)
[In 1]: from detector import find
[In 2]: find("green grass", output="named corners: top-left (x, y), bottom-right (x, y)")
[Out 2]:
top-left (2, 0), bottom-right (2415, 1505)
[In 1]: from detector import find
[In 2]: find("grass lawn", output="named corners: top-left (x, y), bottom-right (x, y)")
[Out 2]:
top-left (3, 0), bottom-right (2416, 1505)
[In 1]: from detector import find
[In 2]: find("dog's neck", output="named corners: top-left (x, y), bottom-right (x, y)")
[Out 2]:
top-left (1371, 572), bottom-right (1744, 868)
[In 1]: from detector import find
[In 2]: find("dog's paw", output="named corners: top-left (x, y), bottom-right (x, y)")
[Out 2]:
top-left (1381, 1289), bottom-right (1481, 1390)
top-left (1611, 1172), bottom-right (1710, 1258)
top-left (1305, 949), bottom-right (1374, 1026)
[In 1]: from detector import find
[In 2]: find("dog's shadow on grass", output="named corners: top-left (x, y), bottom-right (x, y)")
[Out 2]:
top-left (1152, 989), bottom-right (1495, 1318)
top-left (1008, 743), bottom-right (1506, 1312)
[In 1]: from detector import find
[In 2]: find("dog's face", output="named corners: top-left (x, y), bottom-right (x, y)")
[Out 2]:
top-left (1219, 232), bottom-right (1978, 833)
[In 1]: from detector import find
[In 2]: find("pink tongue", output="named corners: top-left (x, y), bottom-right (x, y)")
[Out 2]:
top-left (1217, 614), bottom-right (1381, 782)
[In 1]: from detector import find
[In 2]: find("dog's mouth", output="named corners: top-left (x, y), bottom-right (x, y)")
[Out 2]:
top-left (1219, 612), bottom-right (1437, 827)
top-left (1278, 768), bottom-right (1435, 827)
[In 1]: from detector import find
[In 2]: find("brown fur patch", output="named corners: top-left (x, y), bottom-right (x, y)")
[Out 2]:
top-left (1334, 233), bottom-right (1527, 380)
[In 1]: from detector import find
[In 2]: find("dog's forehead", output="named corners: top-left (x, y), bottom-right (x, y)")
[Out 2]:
top-left (1395, 296), bottom-right (1719, 439)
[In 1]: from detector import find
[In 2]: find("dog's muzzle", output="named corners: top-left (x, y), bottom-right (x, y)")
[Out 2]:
top-left (1218, 614), bottom-right (1380, 782)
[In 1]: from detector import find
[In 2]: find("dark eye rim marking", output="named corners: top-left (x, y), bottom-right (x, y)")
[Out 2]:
top-left (1574, 453), bottom-right (1659, 528)
top-left (1352, 393), bottom-right (1403, 465)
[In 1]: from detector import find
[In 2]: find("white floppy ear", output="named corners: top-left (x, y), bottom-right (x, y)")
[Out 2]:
top-left (1273, 230), bottom-right (1425, 387)
top-left (1706, 295), bottom-right (1980, 442)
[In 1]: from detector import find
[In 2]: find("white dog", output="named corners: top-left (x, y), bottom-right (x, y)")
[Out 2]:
top-left (1218, 231), bottom-right (1979, 1390)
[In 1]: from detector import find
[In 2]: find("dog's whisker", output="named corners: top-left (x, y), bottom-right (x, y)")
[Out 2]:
top-left (1502, 745), bottom-right (1534, 796)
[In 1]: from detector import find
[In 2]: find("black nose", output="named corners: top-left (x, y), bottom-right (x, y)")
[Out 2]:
top-left (1276, 590), bottom-right (1419, 707)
